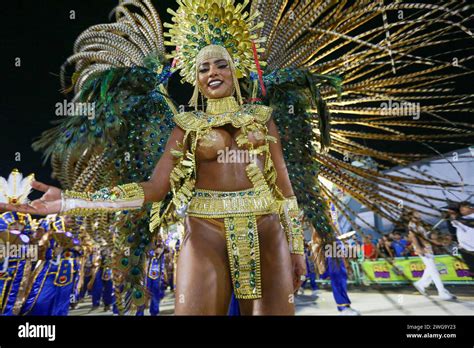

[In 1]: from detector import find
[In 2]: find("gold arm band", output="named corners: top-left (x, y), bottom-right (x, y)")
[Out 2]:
top-left (281, 196), bottom-right (304, 255)
top-left (60, 183), bottom-right (145, 216)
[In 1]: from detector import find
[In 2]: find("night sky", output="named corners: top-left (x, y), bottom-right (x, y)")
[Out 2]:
top-left (0, 0), bottom-right (186, 191)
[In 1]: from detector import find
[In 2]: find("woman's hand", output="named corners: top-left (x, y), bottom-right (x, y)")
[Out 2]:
top-left (291, 254), bottom-right (307, 292)
top-left (0, 181), bottom-right (62, 215)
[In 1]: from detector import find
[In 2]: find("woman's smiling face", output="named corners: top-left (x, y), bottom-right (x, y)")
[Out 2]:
top-left (197, 58), bottom-right (234, 99)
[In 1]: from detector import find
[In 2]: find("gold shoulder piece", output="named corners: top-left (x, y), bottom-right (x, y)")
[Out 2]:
top-left (173, 105), bottom-right (273, 132)
top-left (244, 104), bottom-right (273, 124)
top-left (173, 111), bottom-right (205, 132)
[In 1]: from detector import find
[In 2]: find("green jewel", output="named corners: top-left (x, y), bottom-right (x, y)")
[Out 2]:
top-left (235, 281), bottom-right (240, 288)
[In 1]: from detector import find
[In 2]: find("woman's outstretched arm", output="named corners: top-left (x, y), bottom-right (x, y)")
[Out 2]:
top-left (0, 126), bottom-right (185, 216)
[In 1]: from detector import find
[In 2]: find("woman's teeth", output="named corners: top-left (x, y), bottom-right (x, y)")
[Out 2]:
top-left (208, 80), bottom-right (223, 87)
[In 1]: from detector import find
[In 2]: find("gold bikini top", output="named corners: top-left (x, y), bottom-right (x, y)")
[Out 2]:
top-left (173, 96), bottom-right (274, 162)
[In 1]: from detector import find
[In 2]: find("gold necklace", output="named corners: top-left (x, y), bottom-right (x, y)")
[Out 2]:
top-left (206, 96), bottom-right (240, 115)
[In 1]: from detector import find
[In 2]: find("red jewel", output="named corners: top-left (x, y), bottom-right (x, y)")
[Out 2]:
top-left (64, 252), bottom-right (71, 258)
top-left (59, 276), bottom-right (67, 283)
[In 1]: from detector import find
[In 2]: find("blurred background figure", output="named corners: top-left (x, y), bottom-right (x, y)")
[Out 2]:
top-left (408, 212), bottom-right (456, 300)
top-left (362, 235), bottom-right (377, 260)
top-left (449, 201), bottom-right (474, 278)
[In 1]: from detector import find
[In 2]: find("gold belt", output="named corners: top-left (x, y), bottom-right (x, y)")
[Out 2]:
top-left (188, 188), bottom-right (279, 300)
top-left (187, 187), bottom-right (278, 218)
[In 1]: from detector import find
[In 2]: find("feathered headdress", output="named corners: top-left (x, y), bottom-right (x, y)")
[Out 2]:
top-left (164, 0), bottom-right (265, 85)
top-left (164, 0), bottom-right (266, 107)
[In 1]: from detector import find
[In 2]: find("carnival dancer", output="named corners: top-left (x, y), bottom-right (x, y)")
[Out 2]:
top-left (409, 212), bottom-right (456, 300)
top-left (78, 252), bottom-right (96, 301)
top-left (0, 212), bottom-right (33, 315)
top-left (2, 0), bottom-right (473, 316)
top-left (136, 245), bottom-right (166, 316)
top-left (21, 216), bottom-right (81, 316)
top-left (90, 248), bottom-right (115, 312)
top-left (298, 242), bottom-right (319, 297)
top-left (311, 225), bottom-right (360, 315)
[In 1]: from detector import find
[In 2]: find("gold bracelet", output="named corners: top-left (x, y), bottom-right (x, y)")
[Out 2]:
top-left (60, 183), bottom-right (145, 216)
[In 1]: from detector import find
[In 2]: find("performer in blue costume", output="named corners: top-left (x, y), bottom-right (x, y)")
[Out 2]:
top-left (21, 217), bottom-right (80, 316)
top-left (298, 243), bottom-right (319, 296)
top-left (136, 246), bottom-right (166, 316)
top-left (90, 249), bottom-right (115, 312)
top-left (78, 252), bottom-right (95, 301)
top-left (311, 225), bottom-right (360, 315)
top-left (0, 212), bottom-right (32, 316)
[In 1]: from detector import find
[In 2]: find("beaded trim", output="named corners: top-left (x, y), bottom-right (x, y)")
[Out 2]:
top-left (61, 183), bottom-right (145, 216)
top-left (206, 96), bottom-right (240, 115)
top-left (225, 214), bottom-right (262, 299)
top-left (173, 104), bottom-right (272, 132)
top-left (281, 196), bottom-right (305, 255)
top-left (187, 188), bottom-right (278, 219)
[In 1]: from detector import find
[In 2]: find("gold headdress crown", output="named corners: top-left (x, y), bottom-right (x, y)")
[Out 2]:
top-left (164, 0), bottom-right (265, 86)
